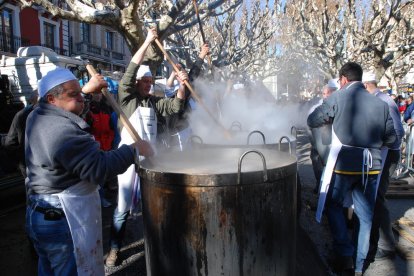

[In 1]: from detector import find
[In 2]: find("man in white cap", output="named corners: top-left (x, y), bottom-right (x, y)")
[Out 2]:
top-left (25, 67), bottom-right (153, 275)
top-left (308, 79), bottom-right (339, 193)
top-left (106, 28), bottom-right (189, 267)
top-left (362, 71), bottom-right (404, 262)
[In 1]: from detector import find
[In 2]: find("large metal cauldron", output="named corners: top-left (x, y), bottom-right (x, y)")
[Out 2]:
top-left (139, 148), bottom-right (297, 276)
top-left (191, 127), bottom-right (297, 155)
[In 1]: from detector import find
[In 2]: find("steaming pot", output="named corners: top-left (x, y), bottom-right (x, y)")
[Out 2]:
top-left (139, 148), bottom-right (297, 276)
top-left (191, 128), bottom-right (297, 155)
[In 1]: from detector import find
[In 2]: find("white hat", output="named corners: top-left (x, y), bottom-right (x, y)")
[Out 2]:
top-left (37, 67), bottom-right (77, 98)
top-left (233, 83), bottom-right (245, 90)
top-left (327, 79), bottom-right (340, 90)
top-left (136, 65), bottom-right (152, 80)
top-left (362, 72), bottom-right (376, 82)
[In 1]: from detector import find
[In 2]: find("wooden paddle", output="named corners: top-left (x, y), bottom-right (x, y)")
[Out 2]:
top-left (153, 38), bottom-right (231, 139)
top-left (191, 0), bottom-right (212, 67)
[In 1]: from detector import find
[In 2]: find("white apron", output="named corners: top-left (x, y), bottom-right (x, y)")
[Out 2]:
top-left (117, 106), bottom-right (157, 213)
top-left (315, 128), bottom-right (388, 223)
top-left (57, 182), bottom-right (104, 276)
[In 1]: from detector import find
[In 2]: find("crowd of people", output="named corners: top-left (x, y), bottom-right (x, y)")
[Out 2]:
top-left (0, 25), bottom-right (410, 275)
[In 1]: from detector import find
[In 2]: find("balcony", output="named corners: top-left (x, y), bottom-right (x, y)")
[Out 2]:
top-left (75, 41), bottom-right (124, 62)
top-left (0, 31), bottom-right (30, 55)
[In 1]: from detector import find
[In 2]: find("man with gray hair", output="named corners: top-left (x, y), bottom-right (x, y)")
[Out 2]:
top-left (363, 72), bottom-right (404, 262)
top-left (308, 79), bottom-right (339, 193)
top-left (25, 67), bottom-right (153, 275)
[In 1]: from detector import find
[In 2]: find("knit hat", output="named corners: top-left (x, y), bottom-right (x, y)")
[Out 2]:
top-left (136, 65), bottom-right (152, 80)
top-left (38, 68), bottom-right (77, 97)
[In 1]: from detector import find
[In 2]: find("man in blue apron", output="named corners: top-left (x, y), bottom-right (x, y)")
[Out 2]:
top-left (307, 62), bottom-right (396, 275)
top-left (106, 28), bottom-right (189, 267)
top-left (25, 68), bottom-right (153, 275)
top-left (362, 72), bottom-right (404, 262)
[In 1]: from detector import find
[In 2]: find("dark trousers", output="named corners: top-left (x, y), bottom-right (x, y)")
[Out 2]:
top-left (368, 149), bottom-right (399, 258)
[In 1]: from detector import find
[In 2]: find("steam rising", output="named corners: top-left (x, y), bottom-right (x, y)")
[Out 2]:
top-left (188, 78), bottom-right (306, 145)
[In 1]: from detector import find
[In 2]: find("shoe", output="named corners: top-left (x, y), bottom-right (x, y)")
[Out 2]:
top-left (105, 248), bottom-right (119, 267)
top-left (375, 248), bottom-right (395, 260)
top-left (354, 272), bottom-right (363, 276)
top-left (101, 198), bottom-right (112, 208)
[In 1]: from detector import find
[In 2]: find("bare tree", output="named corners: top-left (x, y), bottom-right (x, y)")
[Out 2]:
top-left (16, 0), bottom-right (241, 68)
top-left (283, 0), bottom-right (414, 84)
top-left (165, 0), bottom-right (283, 81)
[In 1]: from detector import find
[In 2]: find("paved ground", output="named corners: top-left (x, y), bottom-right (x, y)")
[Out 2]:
top-left (0, 133), bottom-right (413, 275)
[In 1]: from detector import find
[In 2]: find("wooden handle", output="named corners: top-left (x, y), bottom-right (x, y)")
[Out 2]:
top-left (153, 39), bottom-right (231, 139)
top-left (86, 64), bottom-right (143, 143)
top-left (191, 0), bottom-right (212, 67)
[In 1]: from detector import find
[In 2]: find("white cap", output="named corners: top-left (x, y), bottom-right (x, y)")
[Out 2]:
top-left (362, 72), bottom-right (376, 82)
top-left (37, 68), bottom-right (77, 98)
top-left (136, 65), bottom-right (152, 80)
top-left (233, 83), bottom-right (244, 90)
top-left (327, 79), bottom-right (340, 90)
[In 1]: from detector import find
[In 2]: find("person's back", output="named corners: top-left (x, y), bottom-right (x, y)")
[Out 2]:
top-left (86, 98), bottom-right (115, 151)
top-left (330, 83), bottom-right (391, 148)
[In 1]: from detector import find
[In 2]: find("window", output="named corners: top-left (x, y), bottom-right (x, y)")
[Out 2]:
top-left (81, 23), bottom-right (90, 43)
top-left (0, 9), bottom-right (14, 52)
top-left (106, 31), bottom-right (113, 50)
top-left (43, 22), bottom-right (55, 49)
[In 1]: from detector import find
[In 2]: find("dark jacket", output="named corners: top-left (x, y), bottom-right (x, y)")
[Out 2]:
top-left (2, 105), bottom-right (34, 176)
top-left (25, 103), bottom-right (135, 195)
top-left (307, 82), bottom-right (396, 173)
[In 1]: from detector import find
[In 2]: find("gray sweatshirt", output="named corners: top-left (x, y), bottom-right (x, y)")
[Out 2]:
top-left (25, 102), bottom-right (136, 194)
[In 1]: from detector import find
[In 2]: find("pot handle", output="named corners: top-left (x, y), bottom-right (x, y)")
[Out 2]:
top-left (237, 150), bottom-right (268, 185)
top-left (229, 121), bottom-right (242, 132)
top-left (186, 135), bottom-right (203, 146)
top-left (247, 130), bottom-right (266, 145)
top-left (279, 136), bottom-right (292, 155)
top-left (291, 126), bottom-right (297, 139)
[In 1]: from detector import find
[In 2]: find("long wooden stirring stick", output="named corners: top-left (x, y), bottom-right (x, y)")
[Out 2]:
top-left (191, 0), bottom-right (212, 67)
top-left (85, 64), bottom-right (143, 143)
top-left (153, 38), bottom-right (231, 139)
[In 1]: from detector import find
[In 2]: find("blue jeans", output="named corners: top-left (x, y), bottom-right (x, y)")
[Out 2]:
top-left (109, 208), bottom-right (130, 249)
top-left (26, 195), bottom-right (77, 276)
top-left (326, 173), bottom-right (377, 272)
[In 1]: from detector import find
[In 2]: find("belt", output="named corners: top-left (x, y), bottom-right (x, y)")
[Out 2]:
top-left (29, 201), bottom-right (65, 220)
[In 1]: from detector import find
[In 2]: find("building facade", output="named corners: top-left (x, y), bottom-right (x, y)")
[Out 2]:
top-left (0, 3), bottom-right (131, 73)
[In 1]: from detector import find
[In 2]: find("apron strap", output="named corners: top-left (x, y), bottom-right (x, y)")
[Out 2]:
top-left (362, 148), bottom-right (373, 193)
